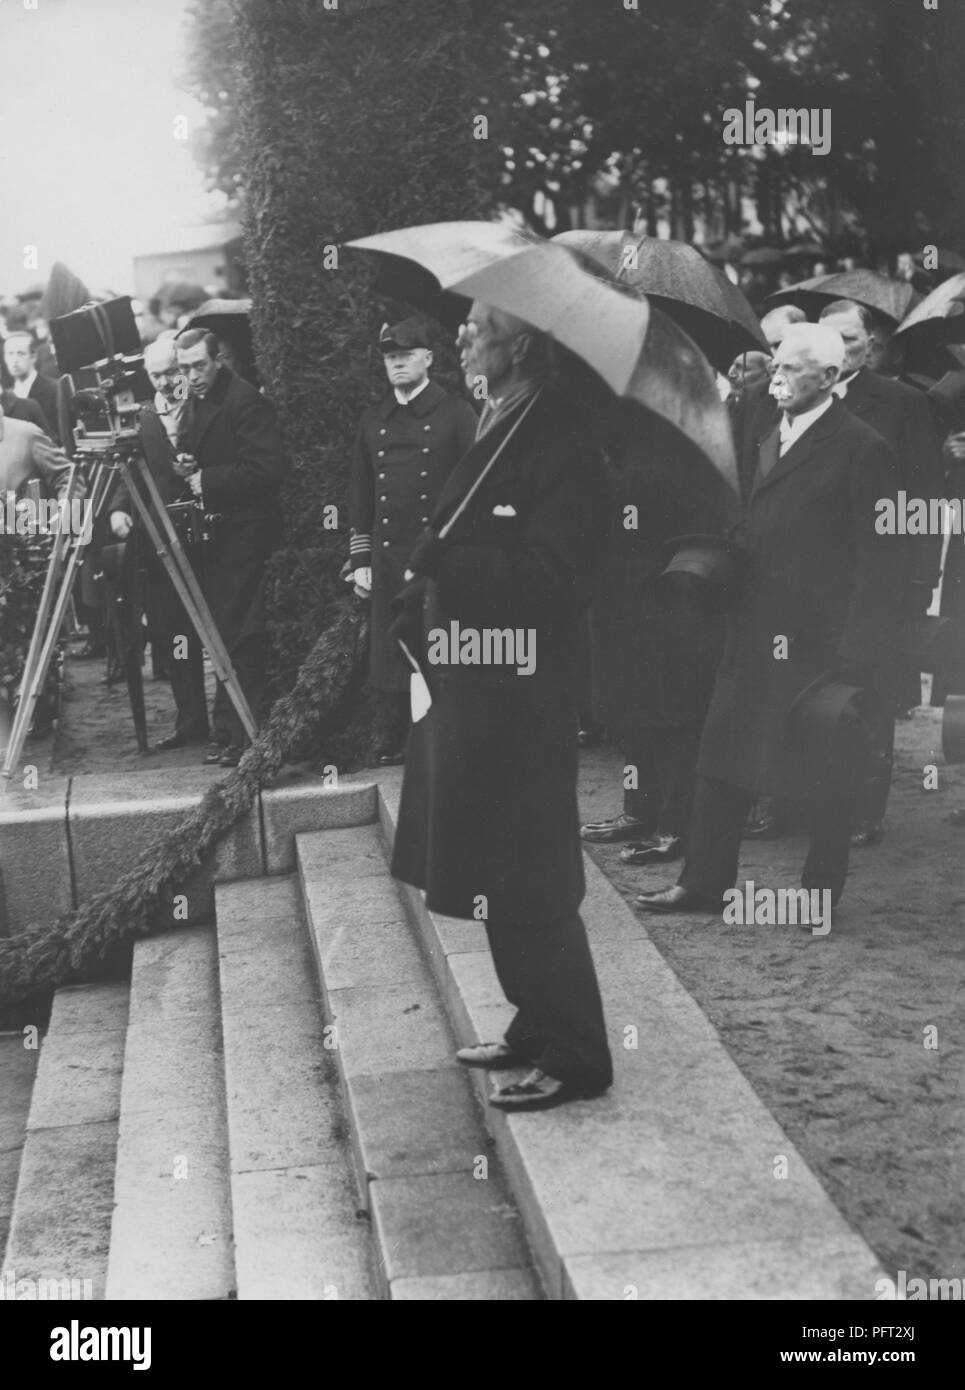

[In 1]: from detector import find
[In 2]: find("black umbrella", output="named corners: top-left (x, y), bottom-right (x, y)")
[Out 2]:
top-left (766, 270), bottom-right (918, 326)
top-left (552, 229), bottom-right (767, 374)
top-left (185, 298), bottom-right (257, 383)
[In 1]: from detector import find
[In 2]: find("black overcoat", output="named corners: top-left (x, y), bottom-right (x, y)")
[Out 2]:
top-left (699, 397), bottom-right (904, 795)
top-left (588, 412), bottom-right (732, 742)
top-left (389, 385), bottom-right (609, 923)
top-left (349, 382), bottom-right (477, 691)
top-left (178, 368), bottom-right (288, 652)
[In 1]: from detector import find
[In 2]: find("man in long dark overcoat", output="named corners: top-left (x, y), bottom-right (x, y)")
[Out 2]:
top-left (349, 318), bottom-right (477, 763)
top-left (581, 410), bottom-right (730, 864)
top-left (390, 302), bottom-right (613, 1110)
top-left (638, 323), bottom-right (905, 916)
top-left (175, 328), bottom-right (288, 765)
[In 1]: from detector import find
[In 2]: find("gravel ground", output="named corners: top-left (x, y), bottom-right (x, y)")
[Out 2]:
top-left (578, 713), bottom-right (965, 1285)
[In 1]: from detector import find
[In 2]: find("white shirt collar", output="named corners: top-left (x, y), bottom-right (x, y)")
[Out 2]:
top-left (833, 369), bottom-right (860, 398)
top-left (393, 377), bottom-right (431, 406)
top-left (12, 370), bottom-right (37, 398)
top-left (779, 393), bottom-right (835, 452)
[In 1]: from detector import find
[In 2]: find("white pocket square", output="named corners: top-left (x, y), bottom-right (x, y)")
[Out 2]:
top-left (492, 504), bottom-right (517, 516)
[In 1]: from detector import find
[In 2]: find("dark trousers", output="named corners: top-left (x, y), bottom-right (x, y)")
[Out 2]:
top-left (484, 913), bottom-right (613, 1093)
top-left (856, 712), bottom-right (895, 829)
top-left (679, 761), bottom-right (866, 907)
top-left (212, 634), bottom-right (267, 746)
top-left (149, 555), bottom-right (208, 739)
top-left (378, 689), bottom-right (410, 751)
top-left (623, 720), bottom-right (704, 838)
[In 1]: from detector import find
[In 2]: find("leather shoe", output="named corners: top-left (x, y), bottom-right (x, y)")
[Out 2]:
top-left (156, 728), bottom-right (208, 752)
top-left (375, 747), bottom-right (405, 766)
top-left (620, 834), bottom-right (684, 865)
top-left (488, 1069), bottom-right (602, 1112)
top-left (219, 744), bottom-right (245, 768)
top-left (580, 812), bottom-right (651, 844)
top-left (456, 1041), bottom-right (527, 1070)
top-left (203, 741), bottom-right (227, 764)
top-left (634, 885), bottom-right (720, 914)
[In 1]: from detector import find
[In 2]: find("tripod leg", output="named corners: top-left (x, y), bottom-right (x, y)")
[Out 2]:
top-left (119, 457), bottom-right (258, 742)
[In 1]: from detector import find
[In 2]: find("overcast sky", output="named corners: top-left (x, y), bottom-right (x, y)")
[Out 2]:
top-left (0, 0), bottom-right (227, 297)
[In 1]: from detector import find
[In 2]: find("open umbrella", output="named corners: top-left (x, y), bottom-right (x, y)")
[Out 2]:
top-left (553, 228), bottom-right (767, 372)
top-left (894, 272), bottom-right (965, 340)
top-left (765, 269), bottom-right (918, 325)
top-left (347, 220), bottom-right (737, 491)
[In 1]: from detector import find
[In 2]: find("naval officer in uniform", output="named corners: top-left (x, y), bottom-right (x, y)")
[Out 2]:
top-left (349, 318), bottom-right (478, 763)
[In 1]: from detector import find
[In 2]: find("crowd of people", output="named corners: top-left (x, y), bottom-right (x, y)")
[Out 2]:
top-left (3, 239), bottom-right (964, 1112)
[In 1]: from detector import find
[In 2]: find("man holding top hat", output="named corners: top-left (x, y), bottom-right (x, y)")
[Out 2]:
top-left (349, 318), bottom-right (477, 764)
top-left (637, 322), bottom-right (905, 920)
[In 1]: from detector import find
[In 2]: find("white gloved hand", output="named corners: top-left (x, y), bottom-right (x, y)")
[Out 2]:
top-left (353, 566), bottom-right (372, 592)
top-left (110, 510), bottom-right (134, 539)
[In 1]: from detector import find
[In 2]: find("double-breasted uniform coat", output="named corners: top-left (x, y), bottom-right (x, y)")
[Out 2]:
top-left (389, 385), bottom-right (610, 924)
top-left (699, 396), bottom-right (905, 797)
top-left (349, 381), bottom-right (477, 691)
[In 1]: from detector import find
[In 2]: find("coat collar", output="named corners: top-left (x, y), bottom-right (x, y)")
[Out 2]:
top-left (431, 389), bottom-right (539, 532)
top-left (750, 394), bottom-right (849, 499)
top-left (184, 365), bottom-right (232, 447)
top-left (837, 366), bottom-right (879, 416)
top-left (376, 379), bottom-right (446, 421)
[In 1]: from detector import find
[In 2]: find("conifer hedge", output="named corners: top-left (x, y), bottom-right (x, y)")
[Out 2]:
top-left (234, 0), bottom-right (492, 762)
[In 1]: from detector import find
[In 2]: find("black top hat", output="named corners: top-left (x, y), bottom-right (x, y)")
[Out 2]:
top-left (942, 695), bottom-right (965, 765)
top-left (897, 616), bottom-right (961, 674)
top-left (379, 318), bottom-right (431, 352)
top-left (786, 671), bottom-right (877, 760)
top-left (658, 534), bottom-right (752, 612)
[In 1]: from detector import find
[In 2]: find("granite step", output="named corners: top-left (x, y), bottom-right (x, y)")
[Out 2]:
top-left (0, 1033), bottom-right (40, 1265)
top-left (1, 980), bottom-right (129, 1299)
top-left (375, 773), bottom-right (887, 1301)
top-left (295, 825), bottom-right (541, 1300)
top-left (105, 925), bottom-right (234, 1300)
top-left (215, 875), bottom-right (376, 1300)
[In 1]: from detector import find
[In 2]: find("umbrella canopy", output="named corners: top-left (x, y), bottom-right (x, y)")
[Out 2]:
top-left (766, 269), bottom-right (918, 325)
top-left (347, 220), bottom-right (737, 491)
top-left (894, 272), bottom-right (965, 340)
top-left (553, 229), bottom-right (767, 372)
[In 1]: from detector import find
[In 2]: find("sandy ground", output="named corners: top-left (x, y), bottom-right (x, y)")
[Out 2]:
top-left (46, 643), bottom-right (965, 1283)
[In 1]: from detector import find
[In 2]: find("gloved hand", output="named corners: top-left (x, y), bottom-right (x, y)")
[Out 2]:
top-left (404, 528), bottom-right (448, 582)
top-left (353, 566), bottom-right (372, 592)
top-left (110, 510), bottom-right (133, 539)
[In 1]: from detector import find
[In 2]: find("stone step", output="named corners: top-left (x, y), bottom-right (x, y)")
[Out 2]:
top-left (0, 1033), bottom-right (40, 1263)
top-left (1, 980), bottom-right (129, 1299)
top-left (215, 875), bottom-right (376, 1300)
top-left (376, 773), bottom-right (886, 1301)
top-left (295, 825), bottom-right (541, 1300)
top-left (105, 926), bottom-right (234, 1300)
top-left (0, 769), bottom-right (377, 934)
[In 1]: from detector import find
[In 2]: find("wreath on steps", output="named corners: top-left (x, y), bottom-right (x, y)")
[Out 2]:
top-left (0, 601), bottom-right (369, 1004)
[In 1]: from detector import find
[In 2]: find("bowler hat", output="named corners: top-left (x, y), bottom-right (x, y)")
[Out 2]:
top-left (942, 695), bottom-right (965, 764)
top-left (379, 318), bottom-right (431, 352)
top-left (897, 616), bottom-right (961, 674)
top-left (658, 534), bottom-right (751, 612)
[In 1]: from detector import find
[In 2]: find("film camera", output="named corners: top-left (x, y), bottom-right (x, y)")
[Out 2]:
top-left (49, 296), bottom-right (152, 456)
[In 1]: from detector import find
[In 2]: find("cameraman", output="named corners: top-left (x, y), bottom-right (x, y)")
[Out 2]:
top-left (110, 337), bottom-right (209, 750)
